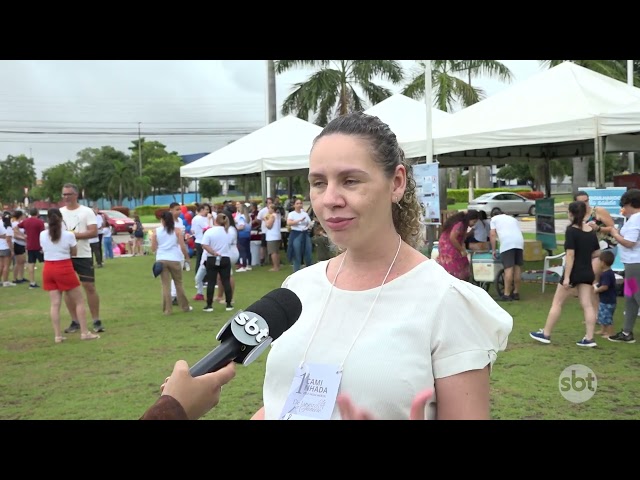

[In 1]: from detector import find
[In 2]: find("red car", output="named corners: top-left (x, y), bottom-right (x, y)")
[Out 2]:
top-left (99, 209), bottom-right (136, 235)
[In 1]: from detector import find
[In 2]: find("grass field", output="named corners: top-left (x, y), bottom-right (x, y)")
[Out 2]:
top-left (1, 249), bottom-right (638, 420)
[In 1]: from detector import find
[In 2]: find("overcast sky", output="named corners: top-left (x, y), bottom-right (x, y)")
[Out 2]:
top-left (0, 60), bottom-right (544, 176)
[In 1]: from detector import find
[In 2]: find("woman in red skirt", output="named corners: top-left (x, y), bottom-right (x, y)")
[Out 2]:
top-left (39, 208), bottom-right (100, 343)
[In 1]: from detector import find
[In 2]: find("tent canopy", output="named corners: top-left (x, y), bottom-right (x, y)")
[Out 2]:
top-left (179, 115), bottom-right (323, 178)
top-left (363, 93), bottom-right (450, 158)
top-left (428, 62), bottom-right (640, 166)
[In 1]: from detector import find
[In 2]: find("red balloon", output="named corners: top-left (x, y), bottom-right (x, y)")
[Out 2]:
top-left (180, 205), bottom-right (188, 215)
top-left (184, 212), bottom-right (193, 224)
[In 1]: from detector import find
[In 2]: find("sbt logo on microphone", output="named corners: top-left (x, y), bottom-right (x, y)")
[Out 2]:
top-left (558, 364), bottom-right (597, 403)
top-left (231, 312), bottom-right (270, 345)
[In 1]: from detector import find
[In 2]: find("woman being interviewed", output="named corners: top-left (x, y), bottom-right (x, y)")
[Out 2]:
top-left (250, 111), bottom-right (513, 420)
top-left (41, 208), bottom-right (100, 343)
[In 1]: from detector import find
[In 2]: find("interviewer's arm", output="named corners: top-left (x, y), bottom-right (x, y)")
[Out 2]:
top-left (434, 366), bottom-right (490, 420)
top-left (251, 406), bottom-right (265, 420)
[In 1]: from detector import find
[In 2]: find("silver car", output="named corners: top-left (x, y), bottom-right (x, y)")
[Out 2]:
top-left (467, 192), bottom-right (536, 217)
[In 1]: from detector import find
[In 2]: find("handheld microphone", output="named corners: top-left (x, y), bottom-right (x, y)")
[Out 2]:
top-left (189, 288), bottom-right (302, 377)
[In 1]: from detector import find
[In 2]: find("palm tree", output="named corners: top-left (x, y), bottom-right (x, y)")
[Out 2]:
top-left (274, 60), bottom-right (404, 126)
top-left (402, 60), bottom-right (513, 112)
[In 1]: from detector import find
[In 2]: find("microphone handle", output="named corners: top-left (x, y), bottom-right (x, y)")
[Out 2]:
top-left (189, 340), bottom-right (242, 377)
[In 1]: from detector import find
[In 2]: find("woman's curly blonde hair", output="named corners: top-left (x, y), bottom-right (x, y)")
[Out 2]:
top-left (312, 111), bottom-right (422, 249)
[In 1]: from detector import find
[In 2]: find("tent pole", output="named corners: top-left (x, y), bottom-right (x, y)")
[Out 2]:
top-left (261, 170), bottom-right (267, 205)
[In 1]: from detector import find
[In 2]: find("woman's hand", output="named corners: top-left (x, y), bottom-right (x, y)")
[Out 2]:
top-left (160, 360), bottom-right (236, 420)
top-left (336, 389), bottom-right (434, 420)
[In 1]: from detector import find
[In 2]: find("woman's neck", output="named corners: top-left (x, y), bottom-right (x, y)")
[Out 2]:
top-left (342, 232), bottom-right (403, 269)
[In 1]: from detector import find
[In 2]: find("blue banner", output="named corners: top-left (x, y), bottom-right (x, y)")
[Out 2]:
top-left (413, 163), bottom-right (440, 224)
top-left (578, 187), bottom-right (626, 215)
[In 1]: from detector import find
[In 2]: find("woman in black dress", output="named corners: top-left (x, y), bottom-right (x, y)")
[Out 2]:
top-left (530, 200), bottom-right (601, 347)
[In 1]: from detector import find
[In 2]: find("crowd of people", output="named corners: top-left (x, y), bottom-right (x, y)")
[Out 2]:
top-left (4, 111), bottom-right (639, 420)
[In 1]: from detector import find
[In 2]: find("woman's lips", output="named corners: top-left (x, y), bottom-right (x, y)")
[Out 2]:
top-left (324, 217), bottom-right (353, 230)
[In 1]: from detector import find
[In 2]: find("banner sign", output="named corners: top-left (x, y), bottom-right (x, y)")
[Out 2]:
top-left (535, 197), bottom-right (557, 251)
top-left (413, 163), bottom-right (440, 225)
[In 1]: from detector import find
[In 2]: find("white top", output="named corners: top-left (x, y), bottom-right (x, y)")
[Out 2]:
top-left (89, 213), bottom-right (104, 244)
top-left (265, 213), bottom-right (282, 241)
top-left (0, 223), bottom-right (12, 250)
top-left (11, 221), bottom-right (26, 247)
top-left (489, 214), bottom-right (524, 253)
top-left (287, 210), bottom-right (312, 232)
top-left (155, 226), bottom-right (183, 262)
top-left (201, 226), bottom-right (233, 258)
top-left (619, 212), bottom-right (640, 264)
top-left (257, 206), bottom-right (269, 233)
top-left (473, 219), bottom-right (490, 242)
top-left (39, 230), bottom-right (77, 261)
top-left (262, 259), bottom-right (513, 420)
top-left (60, 205), bottom-right (97, 258)
top-left (102, 224), bottom-right (112, 237)
top-left (228, 226), bottom-right (239, 264)
top-left (191, 214), bottom-right (209, 243)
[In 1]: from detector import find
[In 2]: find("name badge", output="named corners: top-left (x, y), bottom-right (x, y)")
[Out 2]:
top-left (279, 363), bottom-right (342, 420)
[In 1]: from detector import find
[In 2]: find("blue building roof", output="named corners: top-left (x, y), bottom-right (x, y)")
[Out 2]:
top-left (180, 152), bottom-right (210, 164)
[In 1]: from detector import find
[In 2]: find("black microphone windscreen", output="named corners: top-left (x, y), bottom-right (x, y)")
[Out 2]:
top-left (245, 288), bottom-right (302, 340)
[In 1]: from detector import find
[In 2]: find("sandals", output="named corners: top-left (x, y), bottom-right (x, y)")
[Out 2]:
top-left (55, 336), bottom-right (67, 344)
top-left (81, 332), bottom-right (100, 341)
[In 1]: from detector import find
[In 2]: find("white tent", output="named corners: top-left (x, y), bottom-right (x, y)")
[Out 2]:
top-left (363, 93), bottom-right (450, 158)
top-left (430, 62), bottom-right (640, 167)
top-left (179, 115), bottom-right (323, 178)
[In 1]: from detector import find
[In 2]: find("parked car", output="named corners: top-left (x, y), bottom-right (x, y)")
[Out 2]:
top-left (100, 209), bottom-right (135, 234)
top-left (38, 209), bottom-right (49, 227)
top-left (467, 192), bottom-right (536, 217)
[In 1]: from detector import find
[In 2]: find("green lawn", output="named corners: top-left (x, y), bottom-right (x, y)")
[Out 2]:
top-left (1, 249), bottom-right (637, 420)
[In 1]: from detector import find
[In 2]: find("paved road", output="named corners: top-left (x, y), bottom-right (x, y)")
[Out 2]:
top-left (518, 217), bottom-right (569, 235)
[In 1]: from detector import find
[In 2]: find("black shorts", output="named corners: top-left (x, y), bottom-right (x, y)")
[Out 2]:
top-left (500, 248), bottom-right (524, 268)
top-left (72, 257), bottom-right (95, 283)
top-left (27, 250), bottom-right (44, 264)
top-left (14, 244), bottom-right (26, 255)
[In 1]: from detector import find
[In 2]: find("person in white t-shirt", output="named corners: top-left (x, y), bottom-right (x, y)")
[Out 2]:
top-left (40, 208), bottom-right (100, 343)
top-left (256, 198), bottom-right (273, 266)
top-left (89, 205), bottom-right (104, 268)
top-left (0, 212), bottom-right (15, 287)
top-left (489, 213), bottom-right (525, 302)
top-left (60, 183), bottom-right (105, 334)
top-left (608, 189), bottom-right (640, 344)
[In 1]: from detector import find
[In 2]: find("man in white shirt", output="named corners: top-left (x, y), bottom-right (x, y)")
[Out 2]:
top-left (490, 213), bottom-right (525, 302)
top-left (89, 205), bottom-right (104, 268)
top-left (60, 183), bottom-right (105, 334)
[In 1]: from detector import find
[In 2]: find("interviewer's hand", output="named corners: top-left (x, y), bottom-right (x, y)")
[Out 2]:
top-left (160, 360), bottom-right (236, 420)
top-left (337, 389), bottom-right (434, 420)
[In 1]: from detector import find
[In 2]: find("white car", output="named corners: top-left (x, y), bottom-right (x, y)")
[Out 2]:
top-left (467, 192), bottom-right (536, 217)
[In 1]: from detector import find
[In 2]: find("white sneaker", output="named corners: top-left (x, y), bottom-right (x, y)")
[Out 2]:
top-left (236, 267), bottom-right (246, 273)
top-left (245, 266), bottom-right (252, 271)
top-left (3, 281), bottom-right (16, 287)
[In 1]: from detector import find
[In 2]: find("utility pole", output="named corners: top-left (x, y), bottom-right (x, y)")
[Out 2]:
top-left (628, 61), bottom-right (635, 173)
top-left (138, 122), bottom-right (143, 176)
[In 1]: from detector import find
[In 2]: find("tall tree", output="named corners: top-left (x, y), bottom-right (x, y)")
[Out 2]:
top-left (275, 60), bottom-right (404, 126)
top-left (40, 161), bottom-right (82, 202)
top-left (402, 60), bottom-right (513, 112)
top-left (0, 154), bottom-right (37, 204)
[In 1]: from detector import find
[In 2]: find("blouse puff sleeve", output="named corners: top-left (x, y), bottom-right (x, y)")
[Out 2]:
top-left (429, 280), bottom-right (513, 379)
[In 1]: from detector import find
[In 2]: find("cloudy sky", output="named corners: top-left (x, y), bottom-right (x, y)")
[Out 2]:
top-left (0, 60), bottom-right (544, 176)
